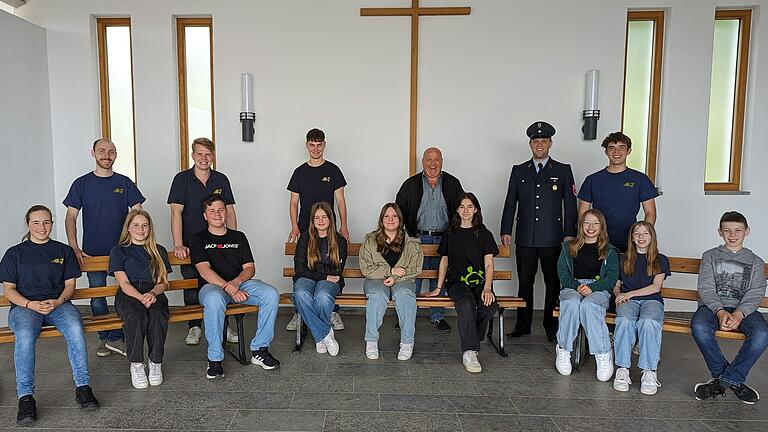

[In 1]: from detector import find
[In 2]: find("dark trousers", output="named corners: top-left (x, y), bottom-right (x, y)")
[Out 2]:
top-left (114, 289), bottom-right (169, 363)
top-left (181, 264), bottom-right (202, 328)
top-left (447, 283), bottom-right (498, 352)
top-left (515, 245), bottom-right (560, 335)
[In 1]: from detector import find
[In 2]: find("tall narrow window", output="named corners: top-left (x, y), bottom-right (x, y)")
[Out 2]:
top-left (176, 17), bottom-right (215, 170)
top-left (621, 10), bottom-right (664, 183)
top-left (96, 17), bottom-right (137, 181)
top-left (705, 9), bottom-right (751, 191)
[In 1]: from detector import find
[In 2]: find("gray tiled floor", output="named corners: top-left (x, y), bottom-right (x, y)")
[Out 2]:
top-left (1, 311), bottom-right (767, 431)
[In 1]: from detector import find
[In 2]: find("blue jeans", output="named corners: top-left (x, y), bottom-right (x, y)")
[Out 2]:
top-left (199, 279), bottom-right (279, 361)
top-left (556, 284), bottom-right (611, 355)
top-left (615, 299), bottom-right (664, 370)
top-left (691, 306), bottom-right (768, 386)
top-left (416, 233), bottom-right (445, 322)
top-left (292, 277), bottom-right (340, 342)
top-left (8, 302), bottom-right (90, 397)
top-left (364, 278), bottom-right (417, 344)
top-left (87, 271), bottom-right (124, 342)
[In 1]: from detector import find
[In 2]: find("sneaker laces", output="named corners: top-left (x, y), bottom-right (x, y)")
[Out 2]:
top-left (596, 353), bottom-right (612, 370)
top-left (642, 370), bottom-right (660, 388)
top-left (617, 368), bottom-right (632, 384)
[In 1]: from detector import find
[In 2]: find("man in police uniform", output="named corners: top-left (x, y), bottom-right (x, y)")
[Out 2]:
top-left (501, 121), bottom-right (577, 342)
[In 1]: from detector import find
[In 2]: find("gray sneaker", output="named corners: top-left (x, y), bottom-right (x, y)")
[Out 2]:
top-left (96, 341), bottom-right (111, 357)
top-left (105, 340), bottom-right (127, 357)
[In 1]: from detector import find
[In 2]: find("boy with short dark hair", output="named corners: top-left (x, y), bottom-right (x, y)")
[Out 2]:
top-left (692, 211), bottom-right (768, 404)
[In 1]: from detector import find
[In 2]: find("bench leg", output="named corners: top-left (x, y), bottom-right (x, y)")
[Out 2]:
top-left (292, 313), bottom-right (305, 354)
top-left (223, 314), bottom-right (249, 366)
top-left (486, 307), bottom-right (508, 357)
top-left (571, 326), bottom-right (587, 373)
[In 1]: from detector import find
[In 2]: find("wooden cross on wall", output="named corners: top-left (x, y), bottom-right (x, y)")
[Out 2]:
top-left (361, 0), bottom-right (471, 175)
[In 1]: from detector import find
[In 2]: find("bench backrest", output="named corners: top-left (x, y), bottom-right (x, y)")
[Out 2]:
top-left (665, 257), bottom-right (768, 308)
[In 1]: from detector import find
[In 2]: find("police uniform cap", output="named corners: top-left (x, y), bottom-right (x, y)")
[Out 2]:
top-left (526, 121), bottom-right (556, 139)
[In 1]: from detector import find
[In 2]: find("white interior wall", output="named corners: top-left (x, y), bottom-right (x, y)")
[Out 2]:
top-left (0, 9), bottom-right (55, 325)
top-left (6, 0), bottom-right (767, 320)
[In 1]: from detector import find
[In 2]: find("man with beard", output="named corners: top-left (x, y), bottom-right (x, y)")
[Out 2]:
top-left (64, 138), bottom-right (145, 357)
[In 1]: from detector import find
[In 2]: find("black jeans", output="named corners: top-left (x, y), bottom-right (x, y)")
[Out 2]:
top-left (115, 287), bottom-right (169, 363)
top-left (447, 282), bottom-right (498, 352)
top-left (181, 264), bottom-right (202, 328)
top-left (514, 245), bottom-right (560, 335)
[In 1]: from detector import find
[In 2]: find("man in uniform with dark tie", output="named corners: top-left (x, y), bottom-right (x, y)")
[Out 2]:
top-left (501, 121), bottom-right (577, 342)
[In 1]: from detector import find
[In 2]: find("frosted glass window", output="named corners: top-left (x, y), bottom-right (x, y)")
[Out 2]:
top-left (177, 18), bottom-right (215, 170)
top-left (705, 20), bottom-right (739, 183)
top-left (623, 21), bottom-right (654, 173)
top-left (104, 26), bottom-right (137, 181)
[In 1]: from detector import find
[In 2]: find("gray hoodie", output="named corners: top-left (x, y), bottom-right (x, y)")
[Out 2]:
top-left (697, 245), bottom-right (767, 317)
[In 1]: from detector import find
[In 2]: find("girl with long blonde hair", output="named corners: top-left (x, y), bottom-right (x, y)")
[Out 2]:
top-left (612, 221), bottom-right (669, 395)
top-left (554, 209), bottom-right (619, 382)
top-left (108, 209), bottom-right (172, 389)
top-left (292, 202), bottom-right (348, 356)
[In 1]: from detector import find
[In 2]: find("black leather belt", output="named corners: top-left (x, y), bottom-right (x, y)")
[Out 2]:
top-left (416, 229), bottom-right (444, 236)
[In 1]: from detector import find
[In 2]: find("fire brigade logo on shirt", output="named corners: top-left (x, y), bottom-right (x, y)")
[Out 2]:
top-left (51, 258), bottom-right (64, 264)
top-left (321, 176), bottom-right (331, 182)
top-left (623, 182), bottom-right (635, 188)
top-left (461, 266), bottom-right (485, 287)
top-left (113, 187), bottom-right (124, 194)
top-left (213, 188), bottom-right (223, 195)
top-left (204, 243), bottom-right (240, 249)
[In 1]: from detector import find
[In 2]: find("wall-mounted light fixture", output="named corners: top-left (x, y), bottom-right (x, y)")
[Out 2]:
top-left (582, 69), bottom-right (600, 140)
top-left (240, 73), bottom-right (255, 142)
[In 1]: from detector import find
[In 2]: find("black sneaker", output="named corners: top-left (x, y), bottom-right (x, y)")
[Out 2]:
top-left (506, 329), bottom-right (531, 338)
top-left (730, 383), bottom-right (760, 405)
top-left (251, 348), bottom-right (281, 370)
top-left (206, 360), bottom-right (226, 379)
top-left (75, 385), bottom-right (100, 411)
top-left (16, 395), bottom-right (37, 425)
top-left (694, 378), bottom-right (727, 401)
top-left (432, 319), bottom-right (452, 332)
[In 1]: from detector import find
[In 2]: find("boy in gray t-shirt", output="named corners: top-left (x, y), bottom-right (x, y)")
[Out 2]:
top-left (692, 211), bottom-right (767, 405)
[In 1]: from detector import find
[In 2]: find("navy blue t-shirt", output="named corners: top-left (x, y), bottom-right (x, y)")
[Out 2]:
top-left (577, 168), bottom-right (658, 250)
top-left (619, 253), bottom-right (670, 302)
top-left (0, 240), bottom-right (82, 309)
top-left (63, 172), bottom-right (145, 256)
top-left (108, 243), bottom-right (173, 285)
top-left (287, 161), bottom-right (347, 233)
top-left (189, 229), bottom-right (254, 288)
top-left (167, 168), bottom-right (236, 246)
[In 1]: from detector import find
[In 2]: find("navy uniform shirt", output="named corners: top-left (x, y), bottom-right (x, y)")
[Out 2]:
top-left (287, 161), bottom-right (347, 233)
top-left (619, 253), bottom-right (670, 302)
top-left (167, 168), bottom-right (236, 247)
top-left (108, 243), bottom-right (173, 284)
top-left (578, 168), bottom-right (658, 250)
top-left (501, 158), bottom-right (577, 248)
top-left (63, 172), bottom-right (145, 256)
top-left (0, 240), bottom-right (82, 309)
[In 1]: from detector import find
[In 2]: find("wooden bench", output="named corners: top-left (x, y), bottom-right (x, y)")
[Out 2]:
top-left (281, 242), bottom-right (525, 357)
top-left (553, 256), bottom-right (768, 371)
top-left (0, 253), bottom-right (257, 365)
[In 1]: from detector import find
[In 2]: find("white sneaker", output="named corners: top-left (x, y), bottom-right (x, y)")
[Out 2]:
top-left (640, 369), bottom-right (661, 395)
top-left (331, 312), bottom-right (345, 330)
top-left (613, 367), bottom-right (631, 392)
top-left (286, 313), bottom-right (300, 331)
top-left (148, 361), bottom-right (163, 386)
top-left (366, 341), bottom-right (379, 360)
top-left (462, 350), bottom-right (482, 373)
top-left (185, 326), bottom-right (201, 345)
top-left (397, 343), bottom-right (414, 361)
top-left (130, 363), bottom-right (148, 389)
top-left (315, 342), bottom-right (328, 354)
top-left (226, 327), bottom-right (239, 343)
top-left (323, 329), bottom-right (340, 356)
top-left (555, 345), bottom-right (572, 376)
top-left (595, 352), bottom-right (614, 382)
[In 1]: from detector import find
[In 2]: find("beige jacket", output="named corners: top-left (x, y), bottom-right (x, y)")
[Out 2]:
top-left (359, 231), bottom-right (423, 282)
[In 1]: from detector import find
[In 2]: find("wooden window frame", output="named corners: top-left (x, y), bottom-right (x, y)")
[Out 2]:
top-left (621, 10), bottom-right (665, 183)
top-left (176, 17), bottom-right (215, 171)
top-left (705, 9), bottom-right (751, 192)
top-left (96, 17), bottom-right (138, 180)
